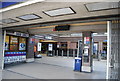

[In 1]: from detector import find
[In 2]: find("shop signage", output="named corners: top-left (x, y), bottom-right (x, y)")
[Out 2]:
top-left (7, 31), bottom-right (29, 37)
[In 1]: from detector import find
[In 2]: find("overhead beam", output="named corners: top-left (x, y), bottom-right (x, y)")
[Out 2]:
top-left (3, 14), bottom-right (119, 30)
top-left (29, 21), bottom-right (107, 30)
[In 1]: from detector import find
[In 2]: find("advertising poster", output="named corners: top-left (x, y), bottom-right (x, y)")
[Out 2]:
top-left (5, 36), bottom-right (9, 50)
top-left (10, 36), bottom-right (18, 51)
top-left (37, 43), bottom-right (42, 51)
top-left (19, 43), bottom-right (26, 50)
top-left (48, 44), bottom-right (53, 51)
top-left (5, 42), bottom-right (9, 50)
top-left (19, 38), bottom-right (26, 50)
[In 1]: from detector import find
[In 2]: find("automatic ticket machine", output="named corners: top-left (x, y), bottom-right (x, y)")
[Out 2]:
top-left (82, 31), bottom-right (93, 72)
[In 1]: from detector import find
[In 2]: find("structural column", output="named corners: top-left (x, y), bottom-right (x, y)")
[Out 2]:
top-left (98, 42), bottom-right (103, 61)
top-left (106, 20), bottom-right (119, 79)
top-left (26, 36), bottom-right (35, 62)
top-left (106, 21), bottom-right (111, 79)
top-left (82, 31), bottom-right (93, 72)
top-left (0, 29), bottom-right (5, 80)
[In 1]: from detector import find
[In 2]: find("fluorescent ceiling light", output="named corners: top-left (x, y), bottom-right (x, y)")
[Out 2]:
top-left (43, 7), bottom-right (76, 17)
top-left (93, 33), bottom-right (98, 35)
top-left (0, 18), bottom-right (18, 24)
top-left (85, 2), bottom-right (119, 12)
top-left (45, 36), bottom-right (53, 40)
top-left (71, 33), bottom-right (82, 37)
top-left (93, 33), bottom-right (107, 36)
top-left (0, 0), bottom-right (45, 13)
top-left (49, 34), bottom-right (58, 36)
top-left (17, 14), bottom-right (42, 20)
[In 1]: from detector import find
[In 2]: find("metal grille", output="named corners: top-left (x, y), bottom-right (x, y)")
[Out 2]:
top-left (118, 2), bottom-right (120, 80)
top-left (110, 20), bottom-right (119, 79)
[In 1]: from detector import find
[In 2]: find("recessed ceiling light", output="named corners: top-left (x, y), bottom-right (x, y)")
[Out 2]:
top-left (43, 7), bottom-right (76, 17)
top-left (17, 14), bottom-right (42, 21)
top-left (85, 2), bottom-right (119, 12)
top-left (0, 18), bottom-right (18, 24)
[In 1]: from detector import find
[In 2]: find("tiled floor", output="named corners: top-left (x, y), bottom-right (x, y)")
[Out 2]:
top-left (2, 56), bottom-right (107, 79)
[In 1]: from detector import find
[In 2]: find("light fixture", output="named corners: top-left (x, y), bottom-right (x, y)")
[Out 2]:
top-left (71, 33), bottom-right (82, 37)
top-left (43, 7), bottom-right (76, 17)
top-left (0, 18), bottom-right (18, 24)
top-left (85, 2), bottom-right (119, 12)
top-left (17, 14), bottom-right (42, 21)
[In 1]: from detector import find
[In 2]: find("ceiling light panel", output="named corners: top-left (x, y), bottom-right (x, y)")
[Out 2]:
top-left (85, 2), bottom-right (119, 12)
top-left (0, 18), bottom-right (18, 24)
top-left (17, 14), bottom-right (42, 21)
top-left (43, 7), bottom-right (76, 17)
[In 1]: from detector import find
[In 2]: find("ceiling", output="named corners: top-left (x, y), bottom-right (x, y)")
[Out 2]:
top-left (0, 0), bottom-right (119, 34)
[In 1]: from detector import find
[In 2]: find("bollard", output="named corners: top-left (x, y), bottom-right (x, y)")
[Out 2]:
top-left (73, 49), bottom-right (75, 58)
top-left (67, 49), bottom-right (69, 57)
top-left (57, 50), bottom-right (58, 56)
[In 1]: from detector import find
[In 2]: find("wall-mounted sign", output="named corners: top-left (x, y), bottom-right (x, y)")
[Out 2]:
top-left (48, 44), bottom-right (53, 51)
top-left (37, 43), bottom-right (42, 51)
top-left (21, 33), bottom-right (29, 37)
top-left (30, 38), bottom-right (35, 44)
top-left (84, 37), bottom-right (90, 44)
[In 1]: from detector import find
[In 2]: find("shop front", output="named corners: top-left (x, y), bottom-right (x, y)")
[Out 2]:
top-left (4, 31), bottom-right (29, 65)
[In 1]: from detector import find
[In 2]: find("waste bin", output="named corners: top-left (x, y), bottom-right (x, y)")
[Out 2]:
top-left (74, 57), bottom-right (82, 72)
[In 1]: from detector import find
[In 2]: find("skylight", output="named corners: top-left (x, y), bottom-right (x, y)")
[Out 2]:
top-left (0, 18), bottom-right (18, 24)
top-left (85, 2), bottom-right (119, 12)
top-left (43, 7), bottom-right (76, 17)
top-left (17, 14), bottom-right (42, 21)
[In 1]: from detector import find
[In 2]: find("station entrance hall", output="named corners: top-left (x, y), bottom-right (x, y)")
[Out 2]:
top-left (0, 1), bottom-right (120, 80)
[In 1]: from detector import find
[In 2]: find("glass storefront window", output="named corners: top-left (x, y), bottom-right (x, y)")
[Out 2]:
top-left (10, 36), bottom-right (18, 51)
top-left (5, 36), bottom-right (9, 50)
